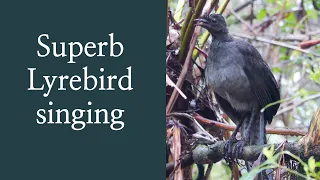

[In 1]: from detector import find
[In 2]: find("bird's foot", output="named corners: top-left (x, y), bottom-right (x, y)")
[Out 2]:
top-left (224, 136), bottom-right (238, 159)
top-left (232, 139), bottom-right (248, 159)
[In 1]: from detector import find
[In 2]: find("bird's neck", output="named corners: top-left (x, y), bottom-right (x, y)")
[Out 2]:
top-left (212, 32), bottom-right (233, 42)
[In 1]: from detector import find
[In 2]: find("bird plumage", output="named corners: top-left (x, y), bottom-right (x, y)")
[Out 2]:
top-left (195, 14), bottom-right (280, 151)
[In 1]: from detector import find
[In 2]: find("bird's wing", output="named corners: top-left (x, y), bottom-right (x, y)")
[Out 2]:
top-left (236, 41), bottom-right (280, 123)
top-left (214, 92), bottom-right (241, 123)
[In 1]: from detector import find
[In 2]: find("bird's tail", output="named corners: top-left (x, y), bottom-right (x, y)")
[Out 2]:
top-left (240, 112), bottom-right (266, 146)
top-left (244, 113), bottom-right (272, 180)
top-left (249, 113), bottom-right (267, 146)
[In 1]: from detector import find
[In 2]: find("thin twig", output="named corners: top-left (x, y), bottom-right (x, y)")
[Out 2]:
top-left (193, 114), bottom-right (306, 136)
top-left (276, 93), bottom-right (320, 116)
top-left (166, 0), bottom-right (209, 113)
top-left (166, 26), bottom-right (202, 113)
top-left (225, 0), bottom-right (253, 18)
top-left (229, 8), bottom-right (256, 36)
top-left (194, 46), bottom-right (208, 58)
top-left (263, 33), bottom-right (308, 41)
top-left (204, 163), bottom-right (213, 180)
top-left (230, 32), bottom-right (320, 57)
top-left (253, 9), bottom-right (302, 32)
top-left (307, 31), bottom-right (320, 36)
top-left (299, 39), bottom-right (320, 49)
top-left (293, 15), bottom-right (308, 34)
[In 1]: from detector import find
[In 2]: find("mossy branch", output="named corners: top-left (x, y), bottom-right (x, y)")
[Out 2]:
top-left (166, 141), bottom-right (320, 177)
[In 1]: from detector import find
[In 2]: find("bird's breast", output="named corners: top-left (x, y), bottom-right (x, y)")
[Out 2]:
top-left (206, 62), bottom-right (257, 112)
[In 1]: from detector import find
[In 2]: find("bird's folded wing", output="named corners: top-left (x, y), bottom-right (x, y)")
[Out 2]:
top-left (237, 44), bottom-right (280, 123)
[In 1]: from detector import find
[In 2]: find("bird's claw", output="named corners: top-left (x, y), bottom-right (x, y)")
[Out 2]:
top-left (232, 139), bottom-right (247, 158)
top-left (224, 136), bottom-right (237, 159)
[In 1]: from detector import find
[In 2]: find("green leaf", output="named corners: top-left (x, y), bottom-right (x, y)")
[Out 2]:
top-left (308, 156), bottom-right (316, 173)
top-left (304, 164), bottom-right (310, 177)
top-left (174, 0), bottom-right (186, 21)
top-left (315, 0), bottom-right (320, 9)
top-left (257, 9), bottom-right (267, 20)
top-left (276, 0), bottom-right (283, 6)
top-left (286, 12), bottom-right (297, 24)
top-left (306, 9), bottom-right (318, 20)
top-left (315, 162), bottom-right (320, 167)
top-left (263, 145), bottom-right (275, 160)
top-left (272, 67), bottom-right (281, 73)
top-left (309, 67), bottom-right (320, 85)
top-left (240, 166), bottom-right (277, 180)
top-left (298, 88), bottom-right (310, 98)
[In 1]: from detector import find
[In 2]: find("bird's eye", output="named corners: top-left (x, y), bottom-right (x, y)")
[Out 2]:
top-left (212, 18), bottom-right (217, 23)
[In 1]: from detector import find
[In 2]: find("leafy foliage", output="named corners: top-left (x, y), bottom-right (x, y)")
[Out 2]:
top-left (241, 145), bottom-right (320, 180)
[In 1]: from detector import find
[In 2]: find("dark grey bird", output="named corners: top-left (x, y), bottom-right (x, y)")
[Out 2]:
top-left (194, 14), bottom-right (280, 159)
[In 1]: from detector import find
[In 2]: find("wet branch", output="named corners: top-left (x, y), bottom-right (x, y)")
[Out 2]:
top-left (166, 141), bottom-right (320, 176)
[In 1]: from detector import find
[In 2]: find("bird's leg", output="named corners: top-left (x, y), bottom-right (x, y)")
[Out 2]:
top-left (224, 116), bottom-right (245, 158)
top-left (234, 107), bottom-right (258, 158)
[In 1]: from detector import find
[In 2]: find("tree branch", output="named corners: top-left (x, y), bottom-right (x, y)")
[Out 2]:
top-left (167, 108), bottom-right (320, 177)
top-left (193, 114), bottom-right (306, 136)
top-left (230, 32), bottom-right (320, 57)
top-left (166, 141), bottom-right (320, 176)
top-left (192, 141), bottom-right (320, 164)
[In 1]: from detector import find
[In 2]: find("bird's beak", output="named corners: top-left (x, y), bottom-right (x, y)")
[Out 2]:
top-left (194, 18), bottom-right (209, 27)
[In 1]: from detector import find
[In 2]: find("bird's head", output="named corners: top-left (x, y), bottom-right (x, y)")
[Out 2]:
top-left (195, 14), bottom-right (228, 35)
